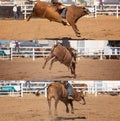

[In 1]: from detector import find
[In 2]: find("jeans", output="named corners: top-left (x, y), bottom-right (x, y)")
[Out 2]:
top-left (61, 8), bottom-right (67, 18)
top-left (66, 83), bottom-right (72, 96)
top-left (14, 12), bottom-right (18, 19)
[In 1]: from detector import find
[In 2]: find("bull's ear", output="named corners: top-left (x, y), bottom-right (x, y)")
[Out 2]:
top-left (81, 6), bottom-right (85, 9)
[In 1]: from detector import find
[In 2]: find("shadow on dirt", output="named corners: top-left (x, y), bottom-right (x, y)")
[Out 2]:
top-left (52, 116), bottom-right (86, 121)
top-left (43, 37), bottom-right (93, 40)
top-left (53, 75), bottom-right (76, 80)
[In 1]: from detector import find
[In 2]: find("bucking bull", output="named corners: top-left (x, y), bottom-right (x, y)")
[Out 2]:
top-left (36, 82), bottom-right (86, 115)
top-left (27, 1), bottom-right (89, 37)
top-left (42, 44), bottom-right (77, 78)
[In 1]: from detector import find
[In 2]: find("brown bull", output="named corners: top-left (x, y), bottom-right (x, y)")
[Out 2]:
top-left (36, 82), bottom-right (86, 115)
top-left (27, 1), bottom-right (89, 37)
top-left (42, 44), bottom-right (77, 78)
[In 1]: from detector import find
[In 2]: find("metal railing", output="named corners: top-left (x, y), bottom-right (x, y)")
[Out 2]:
top-left (77, 47), bottom-right (120, 60)
top-left (0, 46), bottom-right (120, 60)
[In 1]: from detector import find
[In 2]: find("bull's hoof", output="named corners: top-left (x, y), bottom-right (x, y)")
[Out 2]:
top-left (71, 110), bottom-right (74, 114)
top-left (66, 109), bottom-right (69, 113)
top-left (73, 74), bottom-right (77, 78)
top-left (62, 21), bottom-right (67, 26)
top-left (76, 33), bottom-right (81, 37)
top-left (83, 102), bottom-right (86, 105)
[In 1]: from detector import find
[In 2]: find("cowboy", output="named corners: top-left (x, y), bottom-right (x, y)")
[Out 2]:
top-left (51, 0), bottom-right (67, 18)
top-left (63, 81), bottom-right (73, 100)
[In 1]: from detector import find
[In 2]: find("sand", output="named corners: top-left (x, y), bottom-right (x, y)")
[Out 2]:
top-left (0, 94), bottom-right (120, 121)
top-left (0, 15), bottom-right (120, 40)
top-left (0, 58), bottom-right (120, 80)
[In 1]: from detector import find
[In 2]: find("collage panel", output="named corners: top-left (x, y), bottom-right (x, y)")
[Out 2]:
top-left (0, 40), bottom-right (120, 80)
top-left (0, 0), bottom-right (120, 40)
top-left (0, 80), bottom-right (120, 121)
top-left (0, 0), bottom-right (120, 121)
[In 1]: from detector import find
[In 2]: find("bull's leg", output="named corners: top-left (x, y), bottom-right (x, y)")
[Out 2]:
top-left (67, 20), bottom-right (80, 37)
top-left (54, 99), bottom-right (59, 116)
top-left (82, 96), bottom-right (86, 105)
top-left (72, 24), bottom-right (81, 37)
top-left (69, 101), bottom-right (74, 114)
top-left (70, 62), bottom-right (76, 78)
top-left (65, 103), bottom-right (69, 113)
top-left (49, 57), bottom-right (58, 70)
top-left (48, 99), bottom-right (52, 115)
top-left (42, 55), bottom-right (54, 69)
top-left (27, 12), bottom-right (34, 21)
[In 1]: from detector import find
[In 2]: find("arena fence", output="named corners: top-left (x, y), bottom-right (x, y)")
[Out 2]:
top-left (77, 47), bottom-right (120, 60)
top-left (0, 2), bottom-right (120, 19)
top-left (0, 81), bottom-right (120, 97)
top-left (0, 46), bottom-right (120, 60)
top-left (0, 82), bottom-right (23, 97)
top-left (93, 4), bottom-right (120, 18)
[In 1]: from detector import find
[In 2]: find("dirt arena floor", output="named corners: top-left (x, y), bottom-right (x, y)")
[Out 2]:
top-left (0, 15), bottom-right (120, 40)
top-left (0, 58), bottom-right (120, 80)
top-left (0, 94), bottom-right (120, 121)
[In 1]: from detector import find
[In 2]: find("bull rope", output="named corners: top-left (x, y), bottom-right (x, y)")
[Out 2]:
top-left (35, 85), bottom-right (48, 96)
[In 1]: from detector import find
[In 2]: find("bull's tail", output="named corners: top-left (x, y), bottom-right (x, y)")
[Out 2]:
top-left (35, 85), bottom-right (48, 96)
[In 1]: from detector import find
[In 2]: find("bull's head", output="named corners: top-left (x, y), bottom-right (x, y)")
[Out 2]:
top-left (75, 91), bottom-right (86, 105)
top-left (81, 7), bottom-right (90, 16)
top-left (79, 91), bottom-right (86, 105)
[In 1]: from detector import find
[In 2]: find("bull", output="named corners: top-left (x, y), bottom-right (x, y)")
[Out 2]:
top-left (42, 44), bottom-right (77, 78)
top-left (36, 82), bottom-right (86, 115)
top-left (27, 1), bottom-right (89, 37)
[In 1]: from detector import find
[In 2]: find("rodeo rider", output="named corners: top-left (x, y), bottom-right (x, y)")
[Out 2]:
top-left (51, 0), bottom-right (67, 18)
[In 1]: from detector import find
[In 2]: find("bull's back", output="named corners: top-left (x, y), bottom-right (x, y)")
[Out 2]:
top-left (47, 83), bottom-right (67, 100)
top-left (33, 1), bottom-right (48, 17)
top-left (33, 1), bottom-right (62, 21)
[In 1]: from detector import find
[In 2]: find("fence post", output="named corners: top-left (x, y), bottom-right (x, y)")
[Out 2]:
top-left (20, 83), bottom-right (23, 97)
top-left (24, 5), bottom-right (27, 19)
top-left (10, 47), bottom-right (13, 61)
top-left (45, 83), bottom-right (47, 97)
top-left (95, 82), bottom-right (98, 96)
top-left (94, 5), bottom-right (97, 18)
top-left (100, 49), bottom-right (103, 60)
top-left (116, 5), bottom-right (118, 19)
top-left (32, 47), bottom-right (35, 61)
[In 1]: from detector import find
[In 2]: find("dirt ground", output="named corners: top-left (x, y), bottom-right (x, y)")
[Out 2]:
top-left (0, 94), bottom-right (120, 121)
top-left (0, 15), bottom-right (120, 40)
top-left (0, 58), bottom-right (120, 80)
